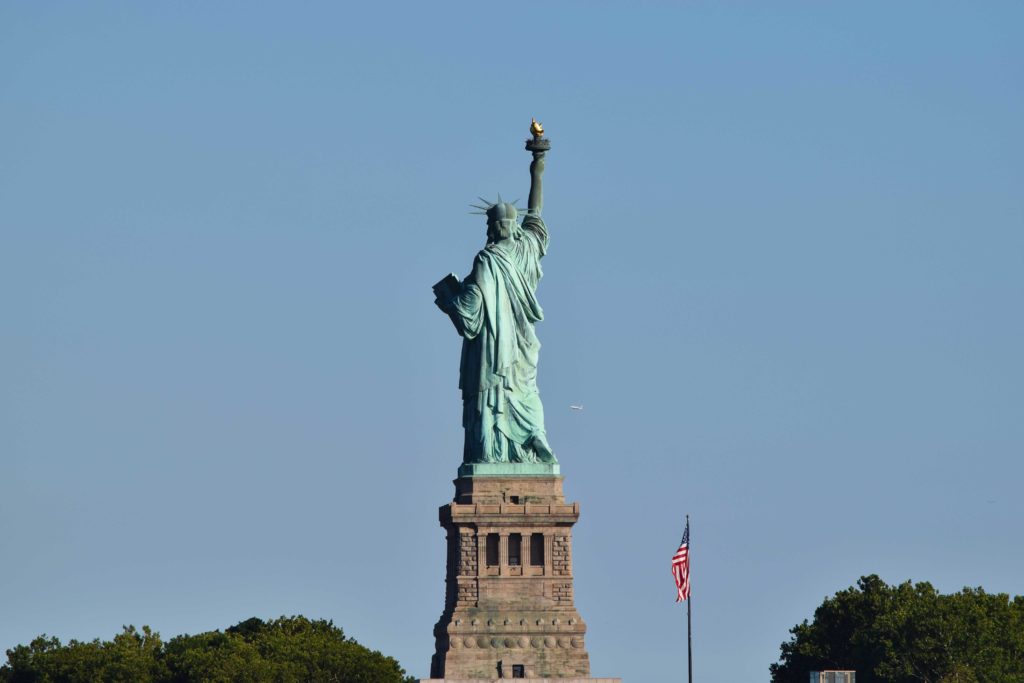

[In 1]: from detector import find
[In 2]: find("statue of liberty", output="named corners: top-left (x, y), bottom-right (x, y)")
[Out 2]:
top-left (433, 120), bottom-right (556, 465)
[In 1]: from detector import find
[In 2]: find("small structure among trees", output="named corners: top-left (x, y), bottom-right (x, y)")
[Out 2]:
top-left (810, 670), bottom-right (856, 683)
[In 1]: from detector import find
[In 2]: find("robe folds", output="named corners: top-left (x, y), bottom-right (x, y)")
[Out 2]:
top-left (446, 214), bottom-right (552, 464)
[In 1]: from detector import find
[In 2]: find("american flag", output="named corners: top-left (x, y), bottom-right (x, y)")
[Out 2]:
top-left (671, 519), bottom-right (690, 602)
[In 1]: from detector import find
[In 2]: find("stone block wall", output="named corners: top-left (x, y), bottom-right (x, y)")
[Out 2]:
top-left (429, 476), bottom-right (591, 680)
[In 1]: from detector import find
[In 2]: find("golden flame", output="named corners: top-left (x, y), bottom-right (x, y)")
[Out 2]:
top-left (530, 117), bottom-right (544, 138)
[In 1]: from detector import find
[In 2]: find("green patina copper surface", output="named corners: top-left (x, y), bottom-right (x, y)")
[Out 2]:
top-left (456, 462), bottom-right (561, 478)
top-left (434, 126), bottom-right (557, 468)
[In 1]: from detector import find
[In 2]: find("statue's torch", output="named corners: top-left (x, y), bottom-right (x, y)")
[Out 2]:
top-left (525, 117), bottom-right (551, 157)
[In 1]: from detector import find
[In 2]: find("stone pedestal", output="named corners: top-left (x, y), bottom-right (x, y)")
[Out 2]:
top-left (427, 473), bottom-right (603, 680)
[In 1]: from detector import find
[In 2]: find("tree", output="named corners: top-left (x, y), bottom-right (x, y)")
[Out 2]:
top-left (1, 617), bottom-right (415, 683)
top-left (770, 575), bottom-right (1024, 683)
top-left (1, 626), bottom-right (166, 683)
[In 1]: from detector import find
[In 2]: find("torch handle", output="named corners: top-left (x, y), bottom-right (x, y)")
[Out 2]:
top-left (528, 151), bottom-right (545, 214)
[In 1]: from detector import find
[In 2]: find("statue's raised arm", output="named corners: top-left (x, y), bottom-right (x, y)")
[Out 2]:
top-left (526, 117), bottom-right (549, 216)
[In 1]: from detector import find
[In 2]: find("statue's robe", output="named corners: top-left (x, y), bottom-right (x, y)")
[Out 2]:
top-left (445, 214), bottom-right (552, 463)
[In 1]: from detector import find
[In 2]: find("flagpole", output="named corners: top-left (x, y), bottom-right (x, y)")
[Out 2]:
top-left (686, 515), bottom-right (692, 683)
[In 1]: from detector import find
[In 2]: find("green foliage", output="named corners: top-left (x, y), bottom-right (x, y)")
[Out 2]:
top-left (770, 575), bottom-right (1024, 683)
top-left (1, 626), bottom-right (167, 683)
top-left (1, 617), bottom-right (415, 683)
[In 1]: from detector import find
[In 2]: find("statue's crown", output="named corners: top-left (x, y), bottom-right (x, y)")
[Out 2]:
top-left (469, 194), bottom-right (525, 223)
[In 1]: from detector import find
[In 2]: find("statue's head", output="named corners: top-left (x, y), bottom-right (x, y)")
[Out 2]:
top-left (485, 202), bottom-right (519, 243)
top-left (471, 196), bottom-right (524, 243)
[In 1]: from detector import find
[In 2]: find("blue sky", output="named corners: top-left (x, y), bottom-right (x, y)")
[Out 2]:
top-left (1, 3), bottom-right (1022, 681)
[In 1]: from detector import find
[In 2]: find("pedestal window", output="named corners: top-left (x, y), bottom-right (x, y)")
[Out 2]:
top-left (486, 533), bottom-right (499, 566)
top-left (508, 533), bottom-right (522, 566)
top-left (530, 532), bottom-right (545, 566)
